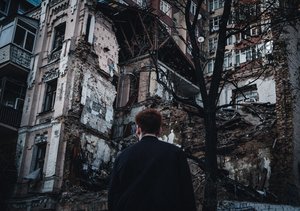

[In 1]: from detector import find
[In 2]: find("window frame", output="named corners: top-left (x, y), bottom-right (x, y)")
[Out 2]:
top-left (160, 0), bottom-right (172, 17)
top-left (190, 1), bottom-right (197, 15)
top-left (13, 20), bottom-right (36, 52)
top-left (51, 22), bottom-right (66, 52)
top-left (223, 53), bottom-right (232, 69)
top-left (207, 59), bottom-right (214, 74)
top-left (42, 79), bottom-right (57, 112)
top-left (209, 16), bottom-right (221, 32)
top-left (233, 84), bottom-right (259, 106)
top-left (208, 0), bottom-right (224, 12)
top-left (0, 0), bottom-right (10, 16)
top-left (33, 142), bottom-right (47, 172)
top-left (208, 37), bottom-right (218, 52)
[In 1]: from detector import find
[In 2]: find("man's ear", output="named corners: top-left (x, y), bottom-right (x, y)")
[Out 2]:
top-left (136, 125), bottom-right (142, 135)
top-left (157, 127), bottom-right (162, 136)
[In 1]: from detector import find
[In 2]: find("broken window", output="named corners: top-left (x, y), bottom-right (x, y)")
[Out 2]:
top-left (233, 84), bottom-right (258, 106)
top-left (52, 23), bottom-right (65, 51)
top-left (13, 19), bottom-right (36, 52)
top-left (116, 72), bottom-right (139, 107)
top-left (26, 133), bottom-right (48, 180)
top-left (85, 15), bottom-right (95, 43)
top-left (235, 3), bottom-right (260, 22)
top-left (43, 79), bottom-right (57, 112)
top-left (34, 142), bottom-right (47, 172)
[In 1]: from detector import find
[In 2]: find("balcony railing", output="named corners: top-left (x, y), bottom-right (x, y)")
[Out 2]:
top-left (0, 44), bottom-right (32, 70)
top-left (0, 104), bottom-right (22, 128)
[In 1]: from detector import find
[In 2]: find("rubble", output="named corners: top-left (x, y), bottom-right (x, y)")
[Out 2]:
top-left (158, 102), bottom-right (276, 205)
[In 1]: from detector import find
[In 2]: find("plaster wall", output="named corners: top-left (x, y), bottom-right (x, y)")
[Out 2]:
top-left (17, 126), bottom-right (51, 179)
top-left (80, 71), bottom-right (116, 135)
top-left (219, 77), bottom-right (276, 105)
top-left (43, 122), bottom-right (62, 192)
top-left (80, 133), bottom-right (113, 171)
top-left (93, 16), bottom-right (119, 76)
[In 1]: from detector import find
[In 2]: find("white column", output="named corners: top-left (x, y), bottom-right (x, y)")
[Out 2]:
top-left (42, 122), bottom-right (61, 192)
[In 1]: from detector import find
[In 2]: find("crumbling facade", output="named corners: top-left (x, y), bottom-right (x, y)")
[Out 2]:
top-left (11, 0), bottom-right (118, 210)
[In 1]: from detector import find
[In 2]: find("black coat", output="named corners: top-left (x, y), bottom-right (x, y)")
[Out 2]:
top-left (108, 136), bottom-right (196, 211)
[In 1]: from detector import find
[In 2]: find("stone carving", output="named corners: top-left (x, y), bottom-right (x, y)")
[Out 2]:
top-left (43, 68), bottom-right (59, 82)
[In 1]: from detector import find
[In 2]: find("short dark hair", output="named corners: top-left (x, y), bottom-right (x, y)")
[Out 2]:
top-left (135, 109), bottom-right (162, 134)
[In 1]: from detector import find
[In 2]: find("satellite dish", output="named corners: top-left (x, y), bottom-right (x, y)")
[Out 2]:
top-left (197, 36), bottom-right (205, 43)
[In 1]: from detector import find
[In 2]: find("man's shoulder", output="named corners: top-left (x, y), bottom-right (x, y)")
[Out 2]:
top-left (141, 136), bottom-right (182, 152)
top-left (118, 136), bottom-right (182, 157)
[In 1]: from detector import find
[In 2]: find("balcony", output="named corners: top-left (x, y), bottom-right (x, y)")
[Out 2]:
top-left (0, 104), bottom-right (22, 129)
top-left (0, 16), bottom-right (38, 73)
top-left (0, 43), bottom-right (32, 70)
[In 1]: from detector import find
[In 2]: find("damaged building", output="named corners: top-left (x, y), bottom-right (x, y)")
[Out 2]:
top-left (3, 0), bottom-right (300, 210)
top-left (8, 0), bottom-right (199, 210)
top-left (11, 0), bottom-right (118, 209)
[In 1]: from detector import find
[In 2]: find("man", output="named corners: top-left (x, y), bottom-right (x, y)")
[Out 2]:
top-left (108, 109), bottom-right (196, 211)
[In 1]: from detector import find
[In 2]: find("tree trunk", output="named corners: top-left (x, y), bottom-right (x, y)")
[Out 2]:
top-left (202, 108), bottom-right (218, 210)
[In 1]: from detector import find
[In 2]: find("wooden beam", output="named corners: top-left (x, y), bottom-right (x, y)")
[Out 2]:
top-left (120, 25), bottom-right (134, 57)
top-left (138, 12), bottom-right (154, 49)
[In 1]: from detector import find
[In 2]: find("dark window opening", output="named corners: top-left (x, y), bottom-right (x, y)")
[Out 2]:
top-left (0, 78), bottom-right (26, 110)
top-left (33, 142), bottom-right (47, 177)
top-left (18, 19), bottom-right (36, 33)
top-left (24, 32), bottom-right (34, 51)
top-left (14, 26), bottom-right (26, 46)
top-left (13, 21), bottom-right (36, 52)
top-left (43, 79), bottom-right (57, 112)
top-left (52, 23), bottom-right (66, 51)
top-left (0, 0), bottom-right (9, 14)
top-left (233, 84), bottom-right (258, 107)
top-left (85, 15), bottom-right (92, 41)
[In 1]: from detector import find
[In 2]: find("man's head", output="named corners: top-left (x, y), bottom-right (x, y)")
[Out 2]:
top-left (135, 109), bottom-right (162, 138)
